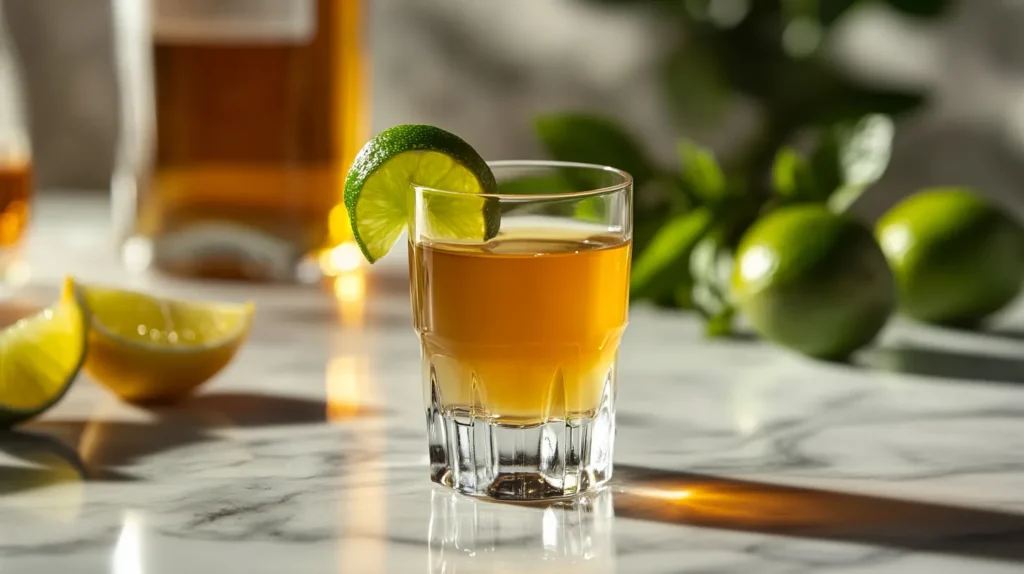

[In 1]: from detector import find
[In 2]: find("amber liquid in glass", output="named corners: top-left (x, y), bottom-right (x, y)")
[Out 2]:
top-left (140, 0), bottom-right (366, 280)
top-left (412, 229), bottom-right (631, 425)
top-left (0, 159), bottom-right (31, 249)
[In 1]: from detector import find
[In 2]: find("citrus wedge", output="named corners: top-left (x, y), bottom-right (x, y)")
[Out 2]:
top-left (0, 288), bottom-right (87, 427)
top-left (344, 124), bottom-right (499, 263)
top-left (67, 279), bottom-right (254, 404)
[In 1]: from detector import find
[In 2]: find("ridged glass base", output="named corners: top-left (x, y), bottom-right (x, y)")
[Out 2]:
top-left (424, 362), bottom-right (617, 500)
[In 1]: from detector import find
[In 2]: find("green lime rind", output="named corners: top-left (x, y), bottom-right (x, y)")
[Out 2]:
top-left (732, 205), bottom-right (895, 360)
top-left (876, 187), bottom-right (1024, 326)
top-left (344, 124), bottom-right (499, 263)
top-left (0, 298), bottom-right (88, 428)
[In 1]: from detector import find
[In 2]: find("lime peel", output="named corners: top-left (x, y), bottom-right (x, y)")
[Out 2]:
top-left (0, 282), bottom-right (87, 427)
top-left (344, 125), bottom-right (499, 263)
top-left (68, 279), bottom-right (254, 404)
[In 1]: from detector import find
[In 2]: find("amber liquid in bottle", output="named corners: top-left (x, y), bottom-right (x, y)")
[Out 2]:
top-left (139, 0), bottom-right (366, 281)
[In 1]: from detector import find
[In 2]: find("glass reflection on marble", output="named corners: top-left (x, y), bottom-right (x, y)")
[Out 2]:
top-left (112, 510), bottom-right (144, 574)
top-left (330, 266), bottom-right (368, 326)
top-left (428, 488), bottom-right (616, 573)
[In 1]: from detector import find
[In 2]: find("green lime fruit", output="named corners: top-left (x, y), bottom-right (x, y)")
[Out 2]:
top-left (344, 124), bottom-right (499, 263)
top-left (731, 205), bottom-right (895, 360)
top-left (875, 187), bottom-right (1024, 326)
top-left (0, 289), bottom-right (88, 427)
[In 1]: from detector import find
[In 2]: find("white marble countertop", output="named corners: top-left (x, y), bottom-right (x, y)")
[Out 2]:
top-left (2, 194), bottom-right (1024, 573)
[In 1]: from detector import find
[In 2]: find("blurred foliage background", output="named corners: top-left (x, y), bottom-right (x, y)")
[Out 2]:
top-left (531, 0), bottom-right (954, 328)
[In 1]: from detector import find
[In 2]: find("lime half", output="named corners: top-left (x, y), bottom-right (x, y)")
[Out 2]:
top-left (344, 124), bottom-right (499, 262)
top-left (0, 285), bottom-right (87, 427)
top-left (69, 279), bottom-right (254, 404)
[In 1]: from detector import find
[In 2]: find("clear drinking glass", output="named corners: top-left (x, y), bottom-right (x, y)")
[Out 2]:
top-left (409, 161), bottom-right (632, 500)
top-left (0, 1), bottom-right (32, 290)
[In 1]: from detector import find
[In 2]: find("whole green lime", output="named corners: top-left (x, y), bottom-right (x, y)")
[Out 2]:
top-left (731, 205), bottom-right (895, 360)
top-left (875, 188), bottom-right (1024, 326)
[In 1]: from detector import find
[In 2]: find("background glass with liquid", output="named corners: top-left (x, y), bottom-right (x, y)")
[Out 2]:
top-left (0, 2), bottom-right (33, 291)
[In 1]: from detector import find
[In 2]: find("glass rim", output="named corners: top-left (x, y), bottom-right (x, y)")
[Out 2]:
top-left (413, 160), bottom-right (633, 201)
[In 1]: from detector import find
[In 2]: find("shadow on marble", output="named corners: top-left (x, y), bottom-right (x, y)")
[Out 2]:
top-left (920, 320), bottom-right (1024, 343)
top-left (26, 419), bottom-right (207, 473)
top-left (614, 465), bottom-right (1024, 564)
top-left (861, 345), bottom-right (1024, 384)
top-left (164, 392), bottom-right (338, 427)
top-left (24, 392), bottom-right (361, 477)
top-left (0, 430), bottom-right (130, 494)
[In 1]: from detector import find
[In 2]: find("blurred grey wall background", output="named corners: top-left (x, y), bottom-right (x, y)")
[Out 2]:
top-left (4, 0), bottom-right (118, 189)
top-left (5, 0), bottom-right (1024, 219)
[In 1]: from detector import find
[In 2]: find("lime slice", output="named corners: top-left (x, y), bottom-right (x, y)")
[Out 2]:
top-left (344, 124), bottom-right (499, 262)
top-left (69, 279), bottom-right (254, 404)
top-left (0, 286), bottom-right (87, 427)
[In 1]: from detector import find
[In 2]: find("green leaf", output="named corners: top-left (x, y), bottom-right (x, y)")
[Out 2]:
top-left (575, 196), bottom-right (607, 223)
top-left (631, 210), bottom-right (671, 262)
top-left (771, 147), bottom-right (823, 202)
top-left (535, 114), bottom-right (657, 189)
top-left (828, 114), bottom-right (895, 212)
top-left (679, 140), bottom-right (728, 205)
top-left (630, 208), bottom-right (714, 302)
top-left (688, 231), bottom-right (739, 337)
top-left (704, 307), bottom-right (736, 337)
top-left (838, 114), bottom-right (895, 187)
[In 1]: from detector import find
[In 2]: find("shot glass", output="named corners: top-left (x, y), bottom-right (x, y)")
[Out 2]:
top-left (409, 161), bottom-right (632, 500)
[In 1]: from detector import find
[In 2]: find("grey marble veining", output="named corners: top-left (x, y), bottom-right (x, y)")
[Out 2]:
top-left (1, 194), bottom-right (1024, 573)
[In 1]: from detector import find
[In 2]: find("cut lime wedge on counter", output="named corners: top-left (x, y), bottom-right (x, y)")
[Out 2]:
top-left (344, 124), bottom-right (499, 262)
top-left (68, 279), bottom-right (254, 404)
top-left (0, 284), bottom-right (88, 427)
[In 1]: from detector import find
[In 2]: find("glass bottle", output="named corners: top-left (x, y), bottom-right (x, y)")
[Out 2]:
top-left (113, 0), bottom-right (369, 282)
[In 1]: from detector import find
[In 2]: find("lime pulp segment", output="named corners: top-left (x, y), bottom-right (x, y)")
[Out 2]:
top-left (344, 125), bottom-right (498, 263)
top-left (78, 284), bottom-right (252, 349)
top-left (0, 300), bottom-right (86, 424)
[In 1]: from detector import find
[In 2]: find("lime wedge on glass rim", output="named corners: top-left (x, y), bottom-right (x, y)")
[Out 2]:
top-left (344, 124), bottom-right (500, 263)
